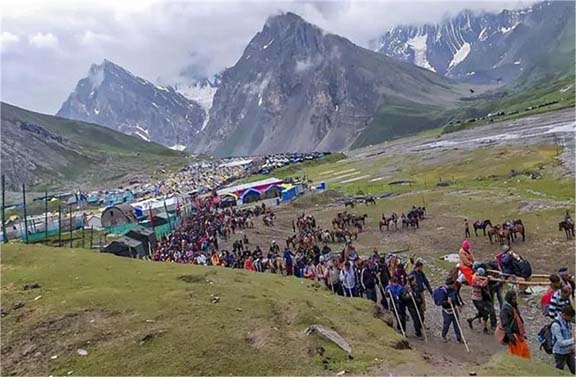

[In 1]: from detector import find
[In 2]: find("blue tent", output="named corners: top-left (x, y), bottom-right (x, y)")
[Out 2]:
top-left (241, 188), bottom-right (261, 204)
top-left (281, 186), bottom-right (297, 202)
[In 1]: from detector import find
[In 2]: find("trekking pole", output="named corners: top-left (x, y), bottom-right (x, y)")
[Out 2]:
top-left (449, 300), bottom-right (470, 352)
top-left (410, 292), bottom-right (428, 342)
top-left (389, 294), bottom-right (406, 338)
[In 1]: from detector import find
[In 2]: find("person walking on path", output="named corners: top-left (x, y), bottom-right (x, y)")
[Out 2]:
top-left (458, 240), bottom-right (475, 286)
top-left (361, 262), bottom-right (378, 303)
top-left (548, 285), bottom-right (573, 320)
top-left (500, 290), bottom-right (531, 359)
top-left (401, 274), bottom-right (424, 339)
top-left (464, 219), bottom-right (471, 238)
top-left (467, 267), bottom-right (491, 334)
top-left (551, 305), bottom-right (575, 374)
top-left (437, 277), bottom-right (464, 343)
top-left (411, 259), bottom-right (433, 322)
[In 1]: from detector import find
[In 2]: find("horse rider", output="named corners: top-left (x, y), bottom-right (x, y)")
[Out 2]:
top-left (565, 210), bottom-right (573, 225)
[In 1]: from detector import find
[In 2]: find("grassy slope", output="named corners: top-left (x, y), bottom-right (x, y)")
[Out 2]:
top-left (275, 144), bottom-right (574, 202)
top-left (0, 102), bottom-right (189, 190)
top-left (1, 244), bottom-right (419, 376)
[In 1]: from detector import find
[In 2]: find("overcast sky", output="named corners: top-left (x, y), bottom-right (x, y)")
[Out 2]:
top-left (1, 0), bottom-right (535, 114)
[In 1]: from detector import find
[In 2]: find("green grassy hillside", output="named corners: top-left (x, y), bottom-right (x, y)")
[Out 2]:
top-left (1, 244), bottom-right (419, 376)
top-left (0, 102), bottom-right (189, 191)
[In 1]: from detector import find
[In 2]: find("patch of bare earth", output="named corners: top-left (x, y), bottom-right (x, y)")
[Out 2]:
top-left (1, 309), bottom-right (122, 376)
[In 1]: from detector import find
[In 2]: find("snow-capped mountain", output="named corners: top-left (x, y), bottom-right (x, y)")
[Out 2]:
top-left (191, 12), bottom-right (465, 157)
top-left (372, 1), bottom-right (575, 84)
top-left (57, 60), bottom-right (206, 148)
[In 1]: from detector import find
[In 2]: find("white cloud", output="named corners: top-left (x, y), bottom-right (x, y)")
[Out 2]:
top-left (1, 0), bottom-right (536, 114)
top-left (28, 32), bottom-right (59, 49)
top-left (1, 31), bottom-right (20, 45)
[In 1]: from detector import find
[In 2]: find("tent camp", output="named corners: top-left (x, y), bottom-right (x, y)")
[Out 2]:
top-left (220, 194), bottom-right (238, 208)
top-left (101, 204), bottom-right (138, 227)
top-left (125, 226), bottom-right (157, 253)
top-left (241, 188), bottom-right (261, 204)
top-left (101, 236), bottom-right (146, 258)
top-left (262, 185), bottom-right (283, 199)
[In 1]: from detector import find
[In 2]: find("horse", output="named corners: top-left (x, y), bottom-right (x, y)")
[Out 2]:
top-left (379, 216), bottom-right (390, 232)
top-left (487, 225), bottom-right (501, 244)
top-left (559, 220), bottom-right (575, 240)
top-left (263, 216), bottom-right (274, 227)
top-left (353, 214), bottom-right (368, 226)
top-left (344, 199), bottom-right (355, 208)
top-left (510, 220), bottom-right (526, 242)
top-left (473, 220), bottom-right (492, 237)
top-left (364, 196), bottom-right (376, 206)
top-left (498, 226), bottom-right (511, 245)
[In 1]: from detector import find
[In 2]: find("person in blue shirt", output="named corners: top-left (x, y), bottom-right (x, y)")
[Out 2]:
top-left (385, 277), bottom-right (404, 333)
top-left (551, 305), bottom-right (575, 373)
top-left (439, 277), bottom-right (463, 343)
top-left (283, 248), bottom-right (294, 276)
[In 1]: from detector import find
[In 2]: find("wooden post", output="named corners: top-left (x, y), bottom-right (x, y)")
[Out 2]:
top-left (1, 175), bottom-right (7, 243)
top-left (22, 184), bottom-right (29, 243)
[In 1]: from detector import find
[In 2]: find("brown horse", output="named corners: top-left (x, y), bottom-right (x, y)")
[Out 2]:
top-left (379, 216), bottom-right (391, 232)
top-left (510, 220), bottom-right (526, 242)
top-left (473, 220), bottom-right (492, 237)
top-left (488, 225), bottom-right (501, 244)
top-left (364, 196), bottom-right (376, 205)
top-left (559, 221), bottom-right (575, 240)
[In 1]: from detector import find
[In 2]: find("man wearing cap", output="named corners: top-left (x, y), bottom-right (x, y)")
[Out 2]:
top-left (440, 277), bottom-right (464, 343)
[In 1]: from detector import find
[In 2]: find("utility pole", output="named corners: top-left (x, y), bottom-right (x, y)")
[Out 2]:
top-left (1, 175), bottom-right (7, 243)
top-left (22, 184), bottom-right (28, 243)
top-left (44, 190), bottom-right (48, 240)
top-left (58, 205), bottom-right (62, 247)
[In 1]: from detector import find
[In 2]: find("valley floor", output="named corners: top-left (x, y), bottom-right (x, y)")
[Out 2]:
top-left (2, 108), bottom-right (574, 376)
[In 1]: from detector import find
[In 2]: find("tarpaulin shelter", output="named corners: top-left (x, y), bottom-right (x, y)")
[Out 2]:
top-left (102, 236), bottom-right (145, 258)
top-left (125, 226), bottom-right (157, 253)
top-left (263, 185), bottom-right (283, 199)
top-left (281, 186), bottom-right (297, 202)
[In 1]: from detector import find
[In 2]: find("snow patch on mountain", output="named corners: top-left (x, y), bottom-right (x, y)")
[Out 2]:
top-left (406, 34), bottom-right (435, 72)
top-left (169, 144), bottom-right (187, 151)
top-left (177, 84), bottom-right (218, 111)
top-left (448, 42), bottom-right (470, 70)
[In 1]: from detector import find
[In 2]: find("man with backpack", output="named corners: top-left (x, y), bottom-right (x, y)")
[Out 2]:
top-left (501, 290), bottom-right (531, 359)
top-left (434, 277), bottom-right (463, 343)
top-left (551, 306), bottom-right (575, 373)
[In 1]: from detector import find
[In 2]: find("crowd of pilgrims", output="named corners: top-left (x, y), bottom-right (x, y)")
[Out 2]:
top-left (150, 204), bottom-right (575, 372)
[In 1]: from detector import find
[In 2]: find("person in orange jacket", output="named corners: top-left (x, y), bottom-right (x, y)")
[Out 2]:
top-left (458, 240), bottom-right (475, 286)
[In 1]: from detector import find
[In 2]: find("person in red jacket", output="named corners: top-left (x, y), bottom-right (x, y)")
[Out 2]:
top-left (244, 256), bottom-right (256, 271)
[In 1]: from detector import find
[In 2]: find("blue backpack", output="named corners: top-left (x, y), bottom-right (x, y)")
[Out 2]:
top-left (433, 286), bottom-right (448, 306)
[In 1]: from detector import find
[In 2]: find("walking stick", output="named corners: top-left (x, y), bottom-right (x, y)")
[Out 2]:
top-left (410, 292), bottom-right (428, 342)
top-left (389, 293), bottom-right (406, 338)
top-left (449, 300), bottom-right (470, 352)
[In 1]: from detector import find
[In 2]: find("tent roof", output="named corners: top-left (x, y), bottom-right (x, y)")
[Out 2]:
top-left (217, 177), bottom-right (282, 196)
top-left (114, 236), bottom-right (142, 248)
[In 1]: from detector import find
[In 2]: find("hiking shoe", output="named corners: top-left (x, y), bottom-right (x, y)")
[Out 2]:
top-left (467, 318), bottom-right (474, 329)
top-left (442, 337), bottom-right (448, 343)
top-left (456, 338), bottom-right (463, 343)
